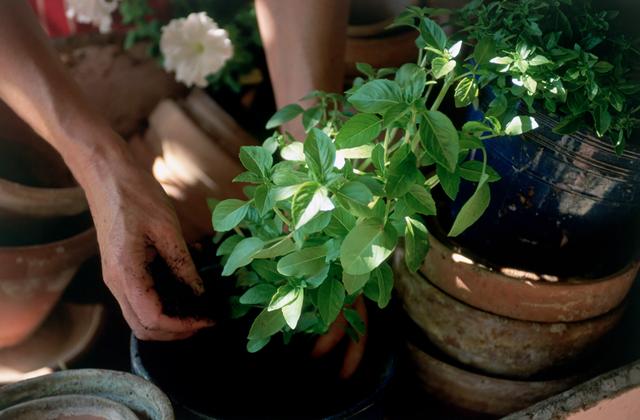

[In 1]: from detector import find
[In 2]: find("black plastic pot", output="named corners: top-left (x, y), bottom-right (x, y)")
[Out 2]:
top-left (130, 314), bottom-right (396, 420)
top-left (449, 107), bottom-right (640, 278)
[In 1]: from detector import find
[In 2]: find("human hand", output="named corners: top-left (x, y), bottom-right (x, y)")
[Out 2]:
top-left (311, 295), bottom-right (368, 379)
top-left (84, 155), bottom-right (214, 340)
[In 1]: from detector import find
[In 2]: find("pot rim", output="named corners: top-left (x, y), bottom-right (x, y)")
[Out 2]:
top-left (0, 394), bottom-right (139, 420)
top-left (0, 226), bottom-right (95, 253)
top-left (0, 178), bottom-right (87, 218)
top-left (130, 333), bottom-right (396, 420)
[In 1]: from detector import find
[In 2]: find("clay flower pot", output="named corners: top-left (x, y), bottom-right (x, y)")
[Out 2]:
top-left (406, 339), bottom-right (582, 416)
top-left (395, 251), bottom-right (626, 378)
top-left (0, 369), bottom-right (173, 419)
top-left (421, 233), bottom-right (640, 323)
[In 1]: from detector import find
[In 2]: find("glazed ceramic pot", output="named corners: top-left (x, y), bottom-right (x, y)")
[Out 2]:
top-left (0, 369), bottom-right (173, 420)
top-left (406, 339), bottom-right (582, 416)
top-left (452, 104), bottom-right (640, 278)
top-left (395, 251), bottom-right (626, 378)
top-left (421, 233), bottom-right (640, 323)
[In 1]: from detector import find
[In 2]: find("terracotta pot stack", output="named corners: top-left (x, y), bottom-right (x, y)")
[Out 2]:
top-left (394, 229), bottom-right (639, 416)
top-left (0, 104), bottom-right (97, 349)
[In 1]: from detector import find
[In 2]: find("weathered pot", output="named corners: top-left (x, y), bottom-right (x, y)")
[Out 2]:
top-left (421, 233), bottom-right (639, 323)
top-left (407, 339), bottom-right (582, 416)
top-left (345, 29), bottom-right (418, 78)
top-left (395, 252), bottom-right (625, 378)
top-left (0, 228), bottom-right (97, 348)
top-left (454, 104), bottom-right (640, 278)
top-left (0, 369), bottom-right (173, 420)
top-left (0, 394), bottom-right (138, 420)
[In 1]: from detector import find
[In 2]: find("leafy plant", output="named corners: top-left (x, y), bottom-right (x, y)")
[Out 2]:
top-left (119, 0), bottom-right (262, 92)
top-left (433, 0), bottom-right (640, 153)
top-left (210, 12), bottom-right (530, 351)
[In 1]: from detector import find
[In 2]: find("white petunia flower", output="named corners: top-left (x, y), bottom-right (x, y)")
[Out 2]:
top-left (65, 0), bottom-right (119, 34)
top-left (160, 12), bottom-right (233, 88)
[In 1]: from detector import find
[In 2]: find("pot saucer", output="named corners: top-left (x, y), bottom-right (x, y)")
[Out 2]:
top-left (0, 303), bottom-right (104, 384)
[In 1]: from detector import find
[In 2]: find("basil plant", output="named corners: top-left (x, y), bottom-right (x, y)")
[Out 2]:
top-left (211, 11), bottom-right (519, 352)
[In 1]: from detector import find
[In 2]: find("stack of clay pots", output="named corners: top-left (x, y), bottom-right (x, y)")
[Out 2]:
top-left (0, 103), bottom-right (97, 349)
top-left (394, 227), bottom-right (640, 416)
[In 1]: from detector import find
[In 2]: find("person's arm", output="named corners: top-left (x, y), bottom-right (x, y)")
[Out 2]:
top-left (255, 0), bottom-right (349, 139)
top-left (0, 0), bottom-right (212, 340)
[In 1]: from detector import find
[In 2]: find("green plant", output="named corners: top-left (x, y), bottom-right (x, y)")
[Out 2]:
top-left (432, 0), bottom-right (640, 153)
top-left (210, 13), bottom-right (533, 351)
top-left (119, 0), bottom-right (262, 92)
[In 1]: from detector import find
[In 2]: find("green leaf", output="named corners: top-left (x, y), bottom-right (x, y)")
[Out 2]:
top-left (371, 144), bottom-right (385, 174)
top-left (593, 106), bottom-right (611, 137)
top-left (504, 116), bottom-right (539, 135)
top-left (254, 237), bottom-right (296, 259)
top-left (486, 94), bottom-right (508, 118)
top-left (436, 164), bottom-right (460, 200)
top-left (405, 216), bottom-right (429, 272)
top-left (454, 78), bottom-right (479, 108)
top-left (340, 219), bottom-right (398, 275)
top-left (317, 277), bottom-right (345, 326)
top-left (364, 263), bottom-right (394, 308)
top-left (448, 179), bottom-right (490, 237)
top-left (233, 171), bottom-right (262, 184)
top-left (395, 63), bottom-right (427, 101)
top-left (302, 106), bottom-right (323, 132)
top-left (239, 146), bottom-right (273, 178)
top-left (432, 58), bottom-right (456, 79)
top-left (277, 244), bottom-right (329, 277)
top-left (473, 37), bottom-right (495, 64)
top-left (343, 272), bottom-right (370, 295)
top-left (306, 264), bottom-right (330, 288)
top-left (593, 61), bottom-right (614, 73)
top-left (253, 185), bottom-right (275, 216)
top-left (325, 207), bottom-right (357, 238)
top-left (336, 114), bottom-right (382, 148)
top-left (248, 308), bottom-right (286, 340)
top-left (223, 237), bottom-right (265, 276)
top-left (212, 199), bottom-right (250, 232)
top-left (266, 104), bottom-right (304, 129)
top-left (239, 284), bottom-right (277, 305)
top-left (334, 181), bottom-right (374, 217)
top-left (419, 17), bottom-right (447, 49)
top-left (406, 184), bottom-right (437, 216)
top-left (216, 235), bottom-right (242, 256)
top-left (281, 288), bottom-right (304, 329)
top-left (348, 80), bottom-right (403, 114)
top-left (291, 182), bottom-right (334, 229)
top-left (356, 62), bottom-right (375, 79)
top-left (305, 128), bottom-right (336, 181)
top-left (553, 114), bottom-right (584, 135)
top-left (247, 337), bottom-right (270, 353)
top-left (343, 308), bottom-right (366, 335)
top-left (529, 55), bottom-right (552, 66)
top-left (251, 260), bottom-right (282, 283)
top-left (462, 121), bottom-right (492, 136)
top-left (385, 145), bottom-right (420, 198)
top-left (420, 110), bottom-right (460, 173)
top-left (459, 161), bottom-right (501, 183)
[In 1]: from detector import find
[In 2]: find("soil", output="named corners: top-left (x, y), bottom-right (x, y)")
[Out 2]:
top-left (147, 239), bottom-right (234, 321)
top-left (133, 304), bottom-right (396, 419)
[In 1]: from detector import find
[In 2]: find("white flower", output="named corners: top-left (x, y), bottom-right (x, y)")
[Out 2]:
top-left (160, 12), bottom-right (233, 88)
top-left (65, 0), bottom-right (119, 34)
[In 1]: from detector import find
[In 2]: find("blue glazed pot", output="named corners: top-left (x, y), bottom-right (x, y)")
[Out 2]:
top-left (451, 107), bottom-right (640, 278)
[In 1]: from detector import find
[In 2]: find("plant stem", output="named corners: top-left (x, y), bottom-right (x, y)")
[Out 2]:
top-left (430, 79), bottom-right (453, 111)
top-left (273, 207), bottom-right (292, 227)
top-left (233, 226), bottom-right (245, 237)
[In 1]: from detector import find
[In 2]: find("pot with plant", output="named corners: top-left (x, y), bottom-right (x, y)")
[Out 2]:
top-left (386, 3), bottom-right (640, 414)
top-left (129, 24), bottom-right (497, 415)
top-left (436, 0), bottom-right (640, 278)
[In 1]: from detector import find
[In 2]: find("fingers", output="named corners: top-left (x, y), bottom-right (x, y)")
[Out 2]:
top-left (151, 224), bottom-right (205, 296)
top-left (311, 313), bottom-right (347, 358)
top-left (340, 296), bottom-right (368, 379)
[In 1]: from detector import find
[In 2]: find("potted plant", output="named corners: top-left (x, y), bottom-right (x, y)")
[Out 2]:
top-left (433, 0), bottom-right (640, 277)
top-left (129, 12), bottom-right (508, 416)
top-left (387, 3), bottom-right (640, 414)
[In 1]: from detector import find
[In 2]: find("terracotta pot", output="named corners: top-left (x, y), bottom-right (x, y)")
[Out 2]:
top-left (407, 340), bottom-right (582, 416)
top-left (347, 0), bottom-right (418, 37)
top-left (395, 252), bottom-right (625, 378)
top-left (0, 369), bottom-right (173, 420)
top-left (345, 29), bottom-right (418, 78)
top-left (0, 228), bottom-right (97, 348)
top-left (421, 233), bottom-right (639, 323)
